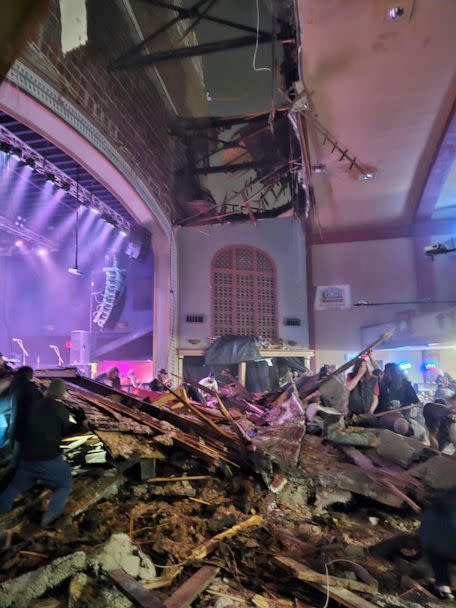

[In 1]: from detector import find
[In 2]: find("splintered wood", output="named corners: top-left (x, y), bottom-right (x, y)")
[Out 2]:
top-left (1, 368), bottom-right (451, 608)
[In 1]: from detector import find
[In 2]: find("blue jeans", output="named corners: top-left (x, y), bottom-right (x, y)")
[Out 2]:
top-left (0, 456), bottom-right (72, 525)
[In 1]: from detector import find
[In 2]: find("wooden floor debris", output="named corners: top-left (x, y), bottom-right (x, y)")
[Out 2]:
top-left (0, 367), bottom-right (454, 607)
top-left (108, 569), bottom-right (164, 608)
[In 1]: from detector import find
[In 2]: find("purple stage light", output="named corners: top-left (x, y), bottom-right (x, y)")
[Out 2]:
top-left (90, 206), bottom-right (100, 214)
top-left (29, 185), bottom-right (65, 233)
top-left (386, 6), bottom-right (404, 20)
top-left (37, 247), bottom-right (47, 256)
top-left (15, 239), bottom-right (24, 247)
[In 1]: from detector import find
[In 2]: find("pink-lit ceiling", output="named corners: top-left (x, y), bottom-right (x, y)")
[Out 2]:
top-left (296, 0), bottom-right (456, 234)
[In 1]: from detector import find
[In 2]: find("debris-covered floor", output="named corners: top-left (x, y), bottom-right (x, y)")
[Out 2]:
top-left (1, 369), bottom-right (455, 608)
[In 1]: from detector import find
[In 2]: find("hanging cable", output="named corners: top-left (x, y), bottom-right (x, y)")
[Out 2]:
top-left (253, 0), bottom-right (271, 73)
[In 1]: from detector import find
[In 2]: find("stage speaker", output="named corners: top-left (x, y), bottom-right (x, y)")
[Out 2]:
top-left (70, 330), bottom-right (90, 365)
top-left (126, 225), bottom-right (151, 262)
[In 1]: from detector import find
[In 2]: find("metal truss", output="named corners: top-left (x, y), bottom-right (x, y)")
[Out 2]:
top-left (0, 214), bottom-right (56, 252)
top-left (0, 125), bottom-right (131, 233)
top-left (109, 0), bottom-right (286, 70)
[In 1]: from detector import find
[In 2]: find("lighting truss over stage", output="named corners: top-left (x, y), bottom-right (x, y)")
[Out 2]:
top-left (0, 125), bottom-right (131, 235)
top-left (0, 214), bottom-right (57, 256)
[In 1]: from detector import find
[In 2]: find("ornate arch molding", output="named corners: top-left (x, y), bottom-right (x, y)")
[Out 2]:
top-left (2, 62), bottom-right (177, 372)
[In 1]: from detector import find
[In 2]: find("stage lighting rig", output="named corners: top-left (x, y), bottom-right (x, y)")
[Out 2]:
top-left (0, 124), bottom-right (139, 250)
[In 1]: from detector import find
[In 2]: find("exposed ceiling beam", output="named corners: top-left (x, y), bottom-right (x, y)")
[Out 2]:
top-left (415, 101), bottom-right (456, 221)
top-left (170, 108), bottom-right (288, 132)
top-left (110, 33), bottom-right (282, 69)
top-left (179, 160), bottom-right (278, 175)
top-left (312, 219), bottom-right (456, 245)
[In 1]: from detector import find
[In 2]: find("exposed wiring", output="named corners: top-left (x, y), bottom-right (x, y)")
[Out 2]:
top-left (253, 0), bottom-right (271, 73)
top-left (322, 559), bottom-right (367, 608)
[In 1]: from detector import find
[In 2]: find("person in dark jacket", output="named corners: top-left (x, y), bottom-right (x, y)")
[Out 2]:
top-left (420, 488), bottom-right (456, 600)
top-left (0, 379), bottom-right (74, 528)
top-left (10, 366), bottom-right (42, 445)
top-left (346, 358), bottom-right (379, 416)
top-left (149, 368), bottom-right (171, 392)
top-left (376, 363), bottom-right (418, 436)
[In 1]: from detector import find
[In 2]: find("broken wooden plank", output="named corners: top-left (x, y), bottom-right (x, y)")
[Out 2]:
top-left (95, 430), bottom-right (166, 460)
top-left (342, 447), bottom-right (421, 512)
top-left (322, 587), bottom-right (379, 608)
top-left (163, 566), bottom-right (219, 608)
top-left (215, 394), bottom-right (252, 443)
top-left (189, 514), bottom-right (263, 561)
top-left (165, 384), bottom-right (232, 439)
top-left (275, 556), bottom-right (377, 594)
top-left (108, 569), bottom-right (164, 608)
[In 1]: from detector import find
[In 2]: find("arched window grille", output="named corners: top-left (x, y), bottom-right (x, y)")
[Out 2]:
top-left (211, 245), bottom-right (278, 339)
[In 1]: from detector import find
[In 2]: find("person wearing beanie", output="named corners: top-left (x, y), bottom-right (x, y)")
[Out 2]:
top-left (0, 379), bottom-right (75, 528)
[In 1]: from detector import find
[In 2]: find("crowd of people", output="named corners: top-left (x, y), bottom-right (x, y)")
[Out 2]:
top-left (344, 353), bottom-right (456, 453)
top-left (95, 365), bottom-right (220, 405)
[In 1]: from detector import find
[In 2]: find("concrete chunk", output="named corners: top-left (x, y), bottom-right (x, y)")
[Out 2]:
top-left (410, 454), bottom-right (456, 490)
top-left (376, 430), bottom-right (425, 468)
top-left (90, 533), bottom-right (157, 582)
top-left (327, 429), bottom-right (377, 448)
top-left (0, 551), bottom-right (87, 608)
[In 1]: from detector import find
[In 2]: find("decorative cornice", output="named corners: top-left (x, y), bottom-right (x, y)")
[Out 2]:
top-left (7, 60), bottom-right (172, 239)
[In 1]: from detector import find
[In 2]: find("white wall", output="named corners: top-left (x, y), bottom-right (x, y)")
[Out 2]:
top-left (312, 238), bottom-right (418, 368)
top-left (177, 218), bottom-right (309, 348)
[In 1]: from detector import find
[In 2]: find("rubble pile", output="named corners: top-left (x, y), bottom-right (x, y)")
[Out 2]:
top-left (0, 369), bottom-right (455, 608)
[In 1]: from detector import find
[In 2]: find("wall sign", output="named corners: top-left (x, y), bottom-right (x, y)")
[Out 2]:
top-left (315, 285), bottom-right (351, 311)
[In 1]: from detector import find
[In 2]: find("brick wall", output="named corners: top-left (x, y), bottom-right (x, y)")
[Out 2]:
top-left (14, 0), bottom-right (202, 221)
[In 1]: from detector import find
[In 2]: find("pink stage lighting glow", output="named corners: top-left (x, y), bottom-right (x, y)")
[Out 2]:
top-left (36, 247), bottom-right (47, 256)
top-left (15, 239), bottom-right (24, 247)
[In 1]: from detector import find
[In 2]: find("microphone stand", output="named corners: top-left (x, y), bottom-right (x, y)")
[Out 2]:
top-left (12, 338), bottom-right (29, 366)
top-left (49, 345), bottom-right (64, 367)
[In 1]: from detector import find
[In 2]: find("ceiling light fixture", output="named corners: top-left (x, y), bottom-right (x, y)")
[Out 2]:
top-left (45, 172), bottom-right (56, 184)
top-left (25, 158), bottom-right (35, 170)
top-left (387, 6), bottom-right (405, 20)
top-left (359, 172), bottom-right (375, 182)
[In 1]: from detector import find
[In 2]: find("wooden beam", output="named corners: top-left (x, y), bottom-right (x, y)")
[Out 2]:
top-left (275, 558), bottom-right (378, 608)
top-left (164, 566), bottom-right (219, 608)
top-left (107, 569), bottom-right (164, 608)
top-left (311, 218), bottom-right (456, 245)
top-left (275, 557), bottom-right (377, 595)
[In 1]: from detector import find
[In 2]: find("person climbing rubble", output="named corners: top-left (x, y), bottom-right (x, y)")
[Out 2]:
top-left (0, 379), bottom-right (76, 528)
